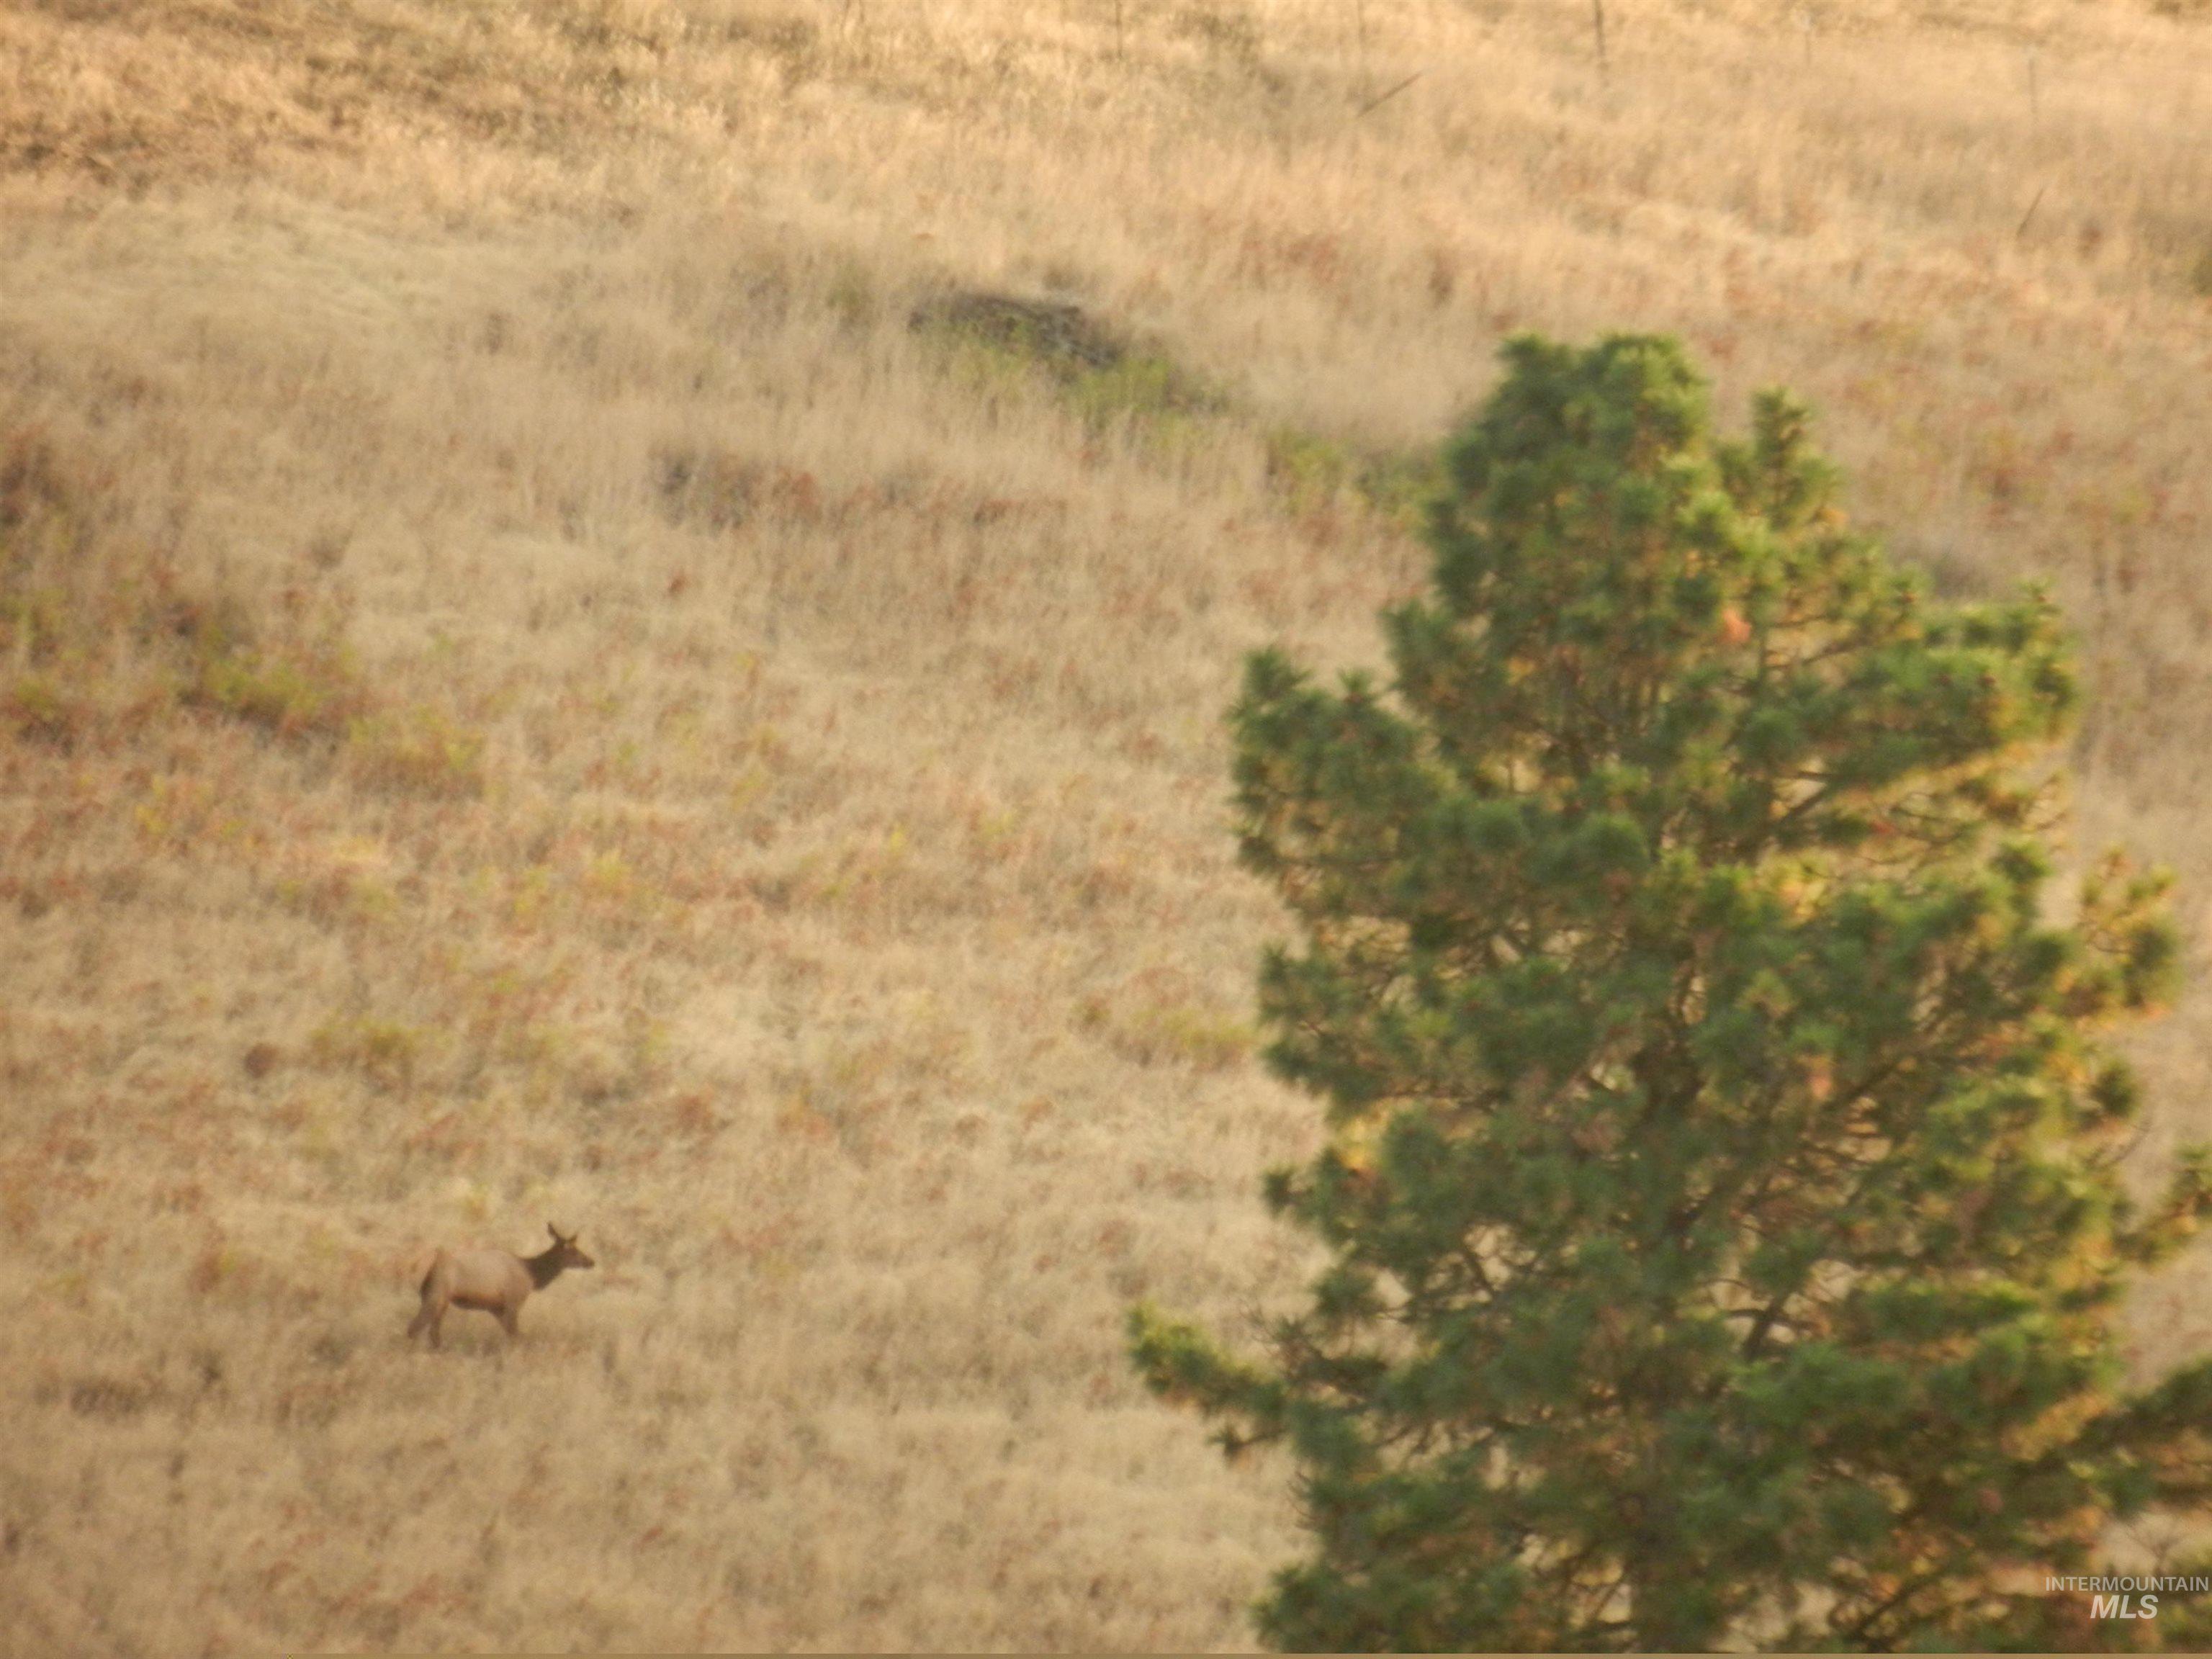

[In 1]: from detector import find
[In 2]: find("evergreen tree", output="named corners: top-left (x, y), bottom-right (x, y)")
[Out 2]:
top-left (1131, 335), bottom-right (2212, 1651)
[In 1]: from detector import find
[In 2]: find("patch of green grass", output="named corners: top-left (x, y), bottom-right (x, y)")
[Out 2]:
top-left (307, 1016), bottom-right (431, 1094)
top-left (911, 290), bottom-right (1434, 516)
top-left (2189, 243), bottom-right (2212, 299)
top-left (825, 258), bottom-right (878, 332)
top-left (184, 640), bottom-right (361, 739)
top-left (1263, 426), bottom-right (1440, 529)
top-left (1064, 350), bottom-right (1226, 436)
top-left (910, 289), bottom-right (1224, 441)
top-left (5, 427), bottom-right (374, 747)
top-left (2, 675), bottom-right (86, 749)
top-left (1079, 989), bottom-right (1256, 1071)
top-left (346, 703), bottom-right (488, 799)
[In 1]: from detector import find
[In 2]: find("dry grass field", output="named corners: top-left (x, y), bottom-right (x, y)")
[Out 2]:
top-left (4, 0), bottom-right (2212, 1649)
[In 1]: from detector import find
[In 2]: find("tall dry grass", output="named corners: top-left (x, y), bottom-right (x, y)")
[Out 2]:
top-left (3, 0), bottom-right (2212, 1649)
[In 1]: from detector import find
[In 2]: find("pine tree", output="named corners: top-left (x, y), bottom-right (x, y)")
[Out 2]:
top-left (1131, 334), bottom-right (2212, 1651)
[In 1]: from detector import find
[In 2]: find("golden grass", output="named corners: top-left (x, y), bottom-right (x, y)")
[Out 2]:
top-left (4, 0), bottom-right (2212, 1648)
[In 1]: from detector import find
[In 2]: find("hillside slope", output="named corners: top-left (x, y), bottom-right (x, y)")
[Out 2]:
top-left (4, 0), bottom-right (2212, 1649)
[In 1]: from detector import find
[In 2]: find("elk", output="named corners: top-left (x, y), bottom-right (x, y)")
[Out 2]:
top-left (408, 1224), bottom-right (594, 1349)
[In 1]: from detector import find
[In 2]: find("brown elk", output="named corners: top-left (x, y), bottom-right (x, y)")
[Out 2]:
top-left (408, 1224), bottom-right (594, 1349)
